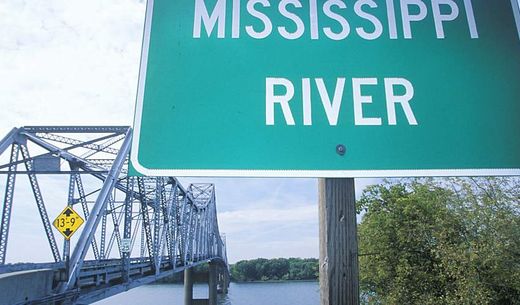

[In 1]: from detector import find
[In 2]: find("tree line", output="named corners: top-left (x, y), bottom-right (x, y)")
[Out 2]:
top-left (230, 258), bottom-right (318, 282)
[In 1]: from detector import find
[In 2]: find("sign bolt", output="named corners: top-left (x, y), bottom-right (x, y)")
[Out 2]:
top-left (336, 144), bottom-right (346, 156)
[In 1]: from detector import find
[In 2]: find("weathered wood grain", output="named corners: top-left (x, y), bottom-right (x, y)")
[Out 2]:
top-left (319, 178), bottom-right (359, 305)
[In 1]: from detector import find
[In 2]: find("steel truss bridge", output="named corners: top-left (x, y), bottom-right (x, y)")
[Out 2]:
top-left (0, 126), bottom-right (229, 304)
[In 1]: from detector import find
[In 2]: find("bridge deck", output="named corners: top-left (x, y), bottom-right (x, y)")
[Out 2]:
top-left (0, 255), bottom-right (227, 304)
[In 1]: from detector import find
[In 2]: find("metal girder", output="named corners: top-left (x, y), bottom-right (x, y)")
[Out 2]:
top-left (63, 173), bottom-right (76, 260)
top-left (81, 135), bottom-right (126, 159)
top-left (0, 170), bottom-right (109, 175)
top-left (23, 126), bottom-right (129, 134)
top-left (160, 183), bottom-right (175, 268)
top-left (35, 132), bottom-right (122, 155)
top-left (4, 133), bottom-right (130, 204)
top-left (194, 213), bottom-right (201, 259)
top-left (187, 205), bottom-right (195, 263)
top-left (140, 217), bottom-right (146, 262)
top-left (74, 174), bottom-right (100, 260)
top-left (0, 144), bottom-right (19, 264)
top-left (105, 197), bottom-right (123, 258)
top-left (21, 131), bottom-right (106, 172)
top-left (0, 131), bottom-right (120, 170)
top-left (138, 177), bottom-right (155, 269)
top-left (0, 128), bottom-right (17, 157)
top-left (122, 177), bottom-right (135, 282)
top-left (100, 208), bottom-right (107, 259)
top-left (169, 184), bottom-right (179, 268)
top-left (153, 179), bottom-right (162, 271)
top-left (19, 144), bottom-right (61, 262)
top-left (180, 195), bottom-right (189, 265)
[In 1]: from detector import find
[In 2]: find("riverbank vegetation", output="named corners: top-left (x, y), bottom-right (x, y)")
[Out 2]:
top-left (230, 258), bottom-right (318, 282)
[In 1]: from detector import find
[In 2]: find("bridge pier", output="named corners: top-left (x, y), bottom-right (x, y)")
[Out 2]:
top-left (208, 262), bottom-right (217, 305)
top-left (218, 270), bottom-right (229, 294)
top-left (184, 268), bottom-right (193, 305)
top-left (184, 261), bottom-right (228, 305)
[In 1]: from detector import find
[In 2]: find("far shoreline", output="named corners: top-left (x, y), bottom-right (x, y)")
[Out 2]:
top-left (232, 279), bottom-right (318, 284)
top-left (153, 279), bottom-right (318, 285)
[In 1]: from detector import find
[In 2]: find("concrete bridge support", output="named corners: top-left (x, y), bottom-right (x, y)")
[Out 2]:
top-left (208, 262), bottom-right (218, 305)
top-left (184, 268), bottom-right (194, 305)
top-left (217, 269), bottom-right (229, 294)
top-left (184, 261), bottom-right (228, 305)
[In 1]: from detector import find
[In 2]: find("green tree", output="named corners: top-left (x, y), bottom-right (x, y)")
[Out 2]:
top-left (357, 178), bottom-right (520, 305)
top-left (265, 258), bottom-right (290, 280)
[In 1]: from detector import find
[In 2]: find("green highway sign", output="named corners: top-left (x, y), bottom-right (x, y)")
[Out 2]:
top-left (131, 0), bottom-right (520, 177)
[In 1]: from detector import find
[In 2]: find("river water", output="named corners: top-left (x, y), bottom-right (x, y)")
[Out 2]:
top-left (94, 281), bottom-right (319, 305)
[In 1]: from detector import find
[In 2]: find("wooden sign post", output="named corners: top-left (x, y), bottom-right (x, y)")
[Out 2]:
top-left (319, 178), bottom-right (359, 305)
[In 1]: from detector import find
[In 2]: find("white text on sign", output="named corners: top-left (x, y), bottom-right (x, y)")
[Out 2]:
top-left (265, 77), bottom-right (417, 126)
top-left (193, 0), bottom-right (479, 40)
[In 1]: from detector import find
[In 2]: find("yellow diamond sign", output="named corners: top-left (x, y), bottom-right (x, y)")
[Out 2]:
top-left (53, 206), bottom-right (84, 240)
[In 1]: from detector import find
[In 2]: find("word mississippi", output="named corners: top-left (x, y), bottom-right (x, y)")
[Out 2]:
top-left (193, 0), bottom-right (478, 40)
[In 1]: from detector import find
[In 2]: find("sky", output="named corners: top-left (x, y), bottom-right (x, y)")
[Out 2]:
top-left (0, 0), bottom-right (382, 264)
